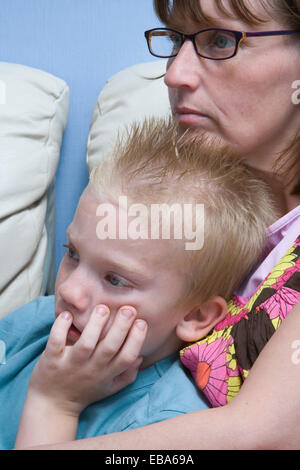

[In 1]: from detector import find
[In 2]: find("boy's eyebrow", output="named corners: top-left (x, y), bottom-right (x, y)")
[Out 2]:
top-left (66, 228), bottom-right (153, 282)
top-left (103, 259), bottom-right (153, 283)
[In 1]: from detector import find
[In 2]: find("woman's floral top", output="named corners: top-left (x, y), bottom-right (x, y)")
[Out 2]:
top-left (180, 235), bottom-right (300, 407)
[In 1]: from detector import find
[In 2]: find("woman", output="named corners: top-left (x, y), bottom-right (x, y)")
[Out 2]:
top-left (30, 0), bottom-right (300, 449)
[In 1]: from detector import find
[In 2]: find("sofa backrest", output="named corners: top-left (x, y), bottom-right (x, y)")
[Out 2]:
top-left (0, 0), bottom-right (163, 275)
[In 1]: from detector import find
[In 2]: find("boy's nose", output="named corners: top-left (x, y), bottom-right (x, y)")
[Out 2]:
top-left (164, 40), bottom-right (202, 91)
top-left (57, 269), bottom-right (90, 315)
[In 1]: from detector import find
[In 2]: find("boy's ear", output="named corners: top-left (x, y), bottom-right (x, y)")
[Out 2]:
top-left (176, 296), bottom-right (228, 343)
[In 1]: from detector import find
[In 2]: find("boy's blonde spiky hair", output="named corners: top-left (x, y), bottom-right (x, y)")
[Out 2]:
top-left (89, 117), bottom-right (276, 303)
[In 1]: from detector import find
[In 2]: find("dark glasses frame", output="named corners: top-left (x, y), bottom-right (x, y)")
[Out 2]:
top-left (145, 27), bottom-right (300, 60)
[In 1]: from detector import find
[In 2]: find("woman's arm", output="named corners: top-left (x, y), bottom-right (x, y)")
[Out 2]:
top-left (27, 300), bottom-right (300, 450)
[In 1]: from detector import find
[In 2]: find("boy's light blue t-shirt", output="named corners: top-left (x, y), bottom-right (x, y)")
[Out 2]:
top-left (0, 296), bottom-right (209, 449)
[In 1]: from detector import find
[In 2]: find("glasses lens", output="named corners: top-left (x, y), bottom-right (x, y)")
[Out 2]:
top-left (195, 29), bottom-right (237, 59)
top-left (149, 30), bottom-right (182, 57)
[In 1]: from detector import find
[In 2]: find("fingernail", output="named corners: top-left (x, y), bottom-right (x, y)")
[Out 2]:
top-left (121, 308), bottom-right (133, 318)
top-left (96, 306), bottom-right (108, 316)
top-left (61, 311), bottom-right (71, 320)
top-left (135, 319), bottom-right (146, 330)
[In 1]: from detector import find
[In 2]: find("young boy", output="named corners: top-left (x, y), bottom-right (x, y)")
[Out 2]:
top-left (0, 119), bottom-right (275, 449)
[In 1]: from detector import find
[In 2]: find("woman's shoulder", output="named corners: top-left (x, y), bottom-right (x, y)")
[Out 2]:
top-left (237, 205), bottom-right (300, 298)
top-left (180, 214), bottom-right (300, 408)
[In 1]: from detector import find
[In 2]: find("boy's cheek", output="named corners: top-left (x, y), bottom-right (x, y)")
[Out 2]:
top-left (54, 258), bottom-right (69, 293)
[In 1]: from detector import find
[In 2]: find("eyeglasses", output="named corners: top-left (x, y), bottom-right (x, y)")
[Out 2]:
top-left (145, 27), bottom-right (300, 61)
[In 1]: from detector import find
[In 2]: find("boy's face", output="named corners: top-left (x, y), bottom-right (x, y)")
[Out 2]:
top-left (55, 187), bottom-right (189, 368)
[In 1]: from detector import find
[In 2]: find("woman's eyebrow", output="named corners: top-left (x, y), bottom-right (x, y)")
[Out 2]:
top-left (169, 14), bottom-right (233, 31)
top-left (198, 18), bottom-right (226, 29)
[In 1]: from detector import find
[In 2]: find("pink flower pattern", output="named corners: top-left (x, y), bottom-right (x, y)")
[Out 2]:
top-left (181, 235), bottom-right (300, 407)
top-left (260, 286), bottom-right (300, 322)
top-left (181, 336), bottom-right (236, 407)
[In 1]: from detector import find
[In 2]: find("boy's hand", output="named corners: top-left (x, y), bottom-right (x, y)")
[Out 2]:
top-left (28, 305), bottom-right (147, 417)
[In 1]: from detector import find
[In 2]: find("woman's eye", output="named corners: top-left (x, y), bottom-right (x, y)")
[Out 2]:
top-left (170, 34), bottom-right (181, 47)
top-left (106, 274), bottom-right (130, 288)
top-left (168, 33), bottom-right (182, 52)
top-left (214, 33), bottom-right (235, 49)
top-left (62, 244), bottom-right (79, 261)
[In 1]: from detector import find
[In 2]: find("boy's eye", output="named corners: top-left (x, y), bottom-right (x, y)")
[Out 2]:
top-left (106, 274), bottom-right (130, 288)
top-left (62, 244), bottom-right (79, 261)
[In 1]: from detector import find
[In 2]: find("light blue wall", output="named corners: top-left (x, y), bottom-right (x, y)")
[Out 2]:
top-left (0, 0), bottom-right (162, 275)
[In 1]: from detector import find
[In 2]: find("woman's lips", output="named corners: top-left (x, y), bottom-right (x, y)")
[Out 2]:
top-left (174, 107), bottom-right (210, 124)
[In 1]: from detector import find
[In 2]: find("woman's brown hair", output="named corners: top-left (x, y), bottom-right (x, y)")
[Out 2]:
top-left (153, 0), bottom-right (300, 195)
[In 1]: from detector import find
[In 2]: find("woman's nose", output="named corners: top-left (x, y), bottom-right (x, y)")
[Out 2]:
top-left (164, 40), bottom-right (202, 91)
top-left (57, 268), bottom-right (91, 314)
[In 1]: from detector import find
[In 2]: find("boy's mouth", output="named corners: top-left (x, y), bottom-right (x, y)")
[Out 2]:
top-left (67, 323), bottom-right (82, 342)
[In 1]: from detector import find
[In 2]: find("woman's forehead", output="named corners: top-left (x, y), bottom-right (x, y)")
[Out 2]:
top-left (165, 0), bottom-right (273, 29)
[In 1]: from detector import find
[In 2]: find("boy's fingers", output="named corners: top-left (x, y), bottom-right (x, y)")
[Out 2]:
top-left (110, 357), bottom-right (144, 395)
top-left (110, 319), bottom-right (148, 372)
top-left (72, 305), bottom-right (110, 360)
top-left (45, 312), bottom-right (73, 356)
top-left (95, 306), bottom-right (138, 362)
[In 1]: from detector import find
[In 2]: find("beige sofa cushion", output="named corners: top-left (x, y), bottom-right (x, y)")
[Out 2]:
top-left (86, 60), bottom-right (171, 171)
top-left (0, 62), bottom-right (69, 319)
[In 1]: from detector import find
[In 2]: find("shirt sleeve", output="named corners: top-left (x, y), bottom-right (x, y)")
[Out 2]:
top-left (0, 296), bottom-right (53, 450)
